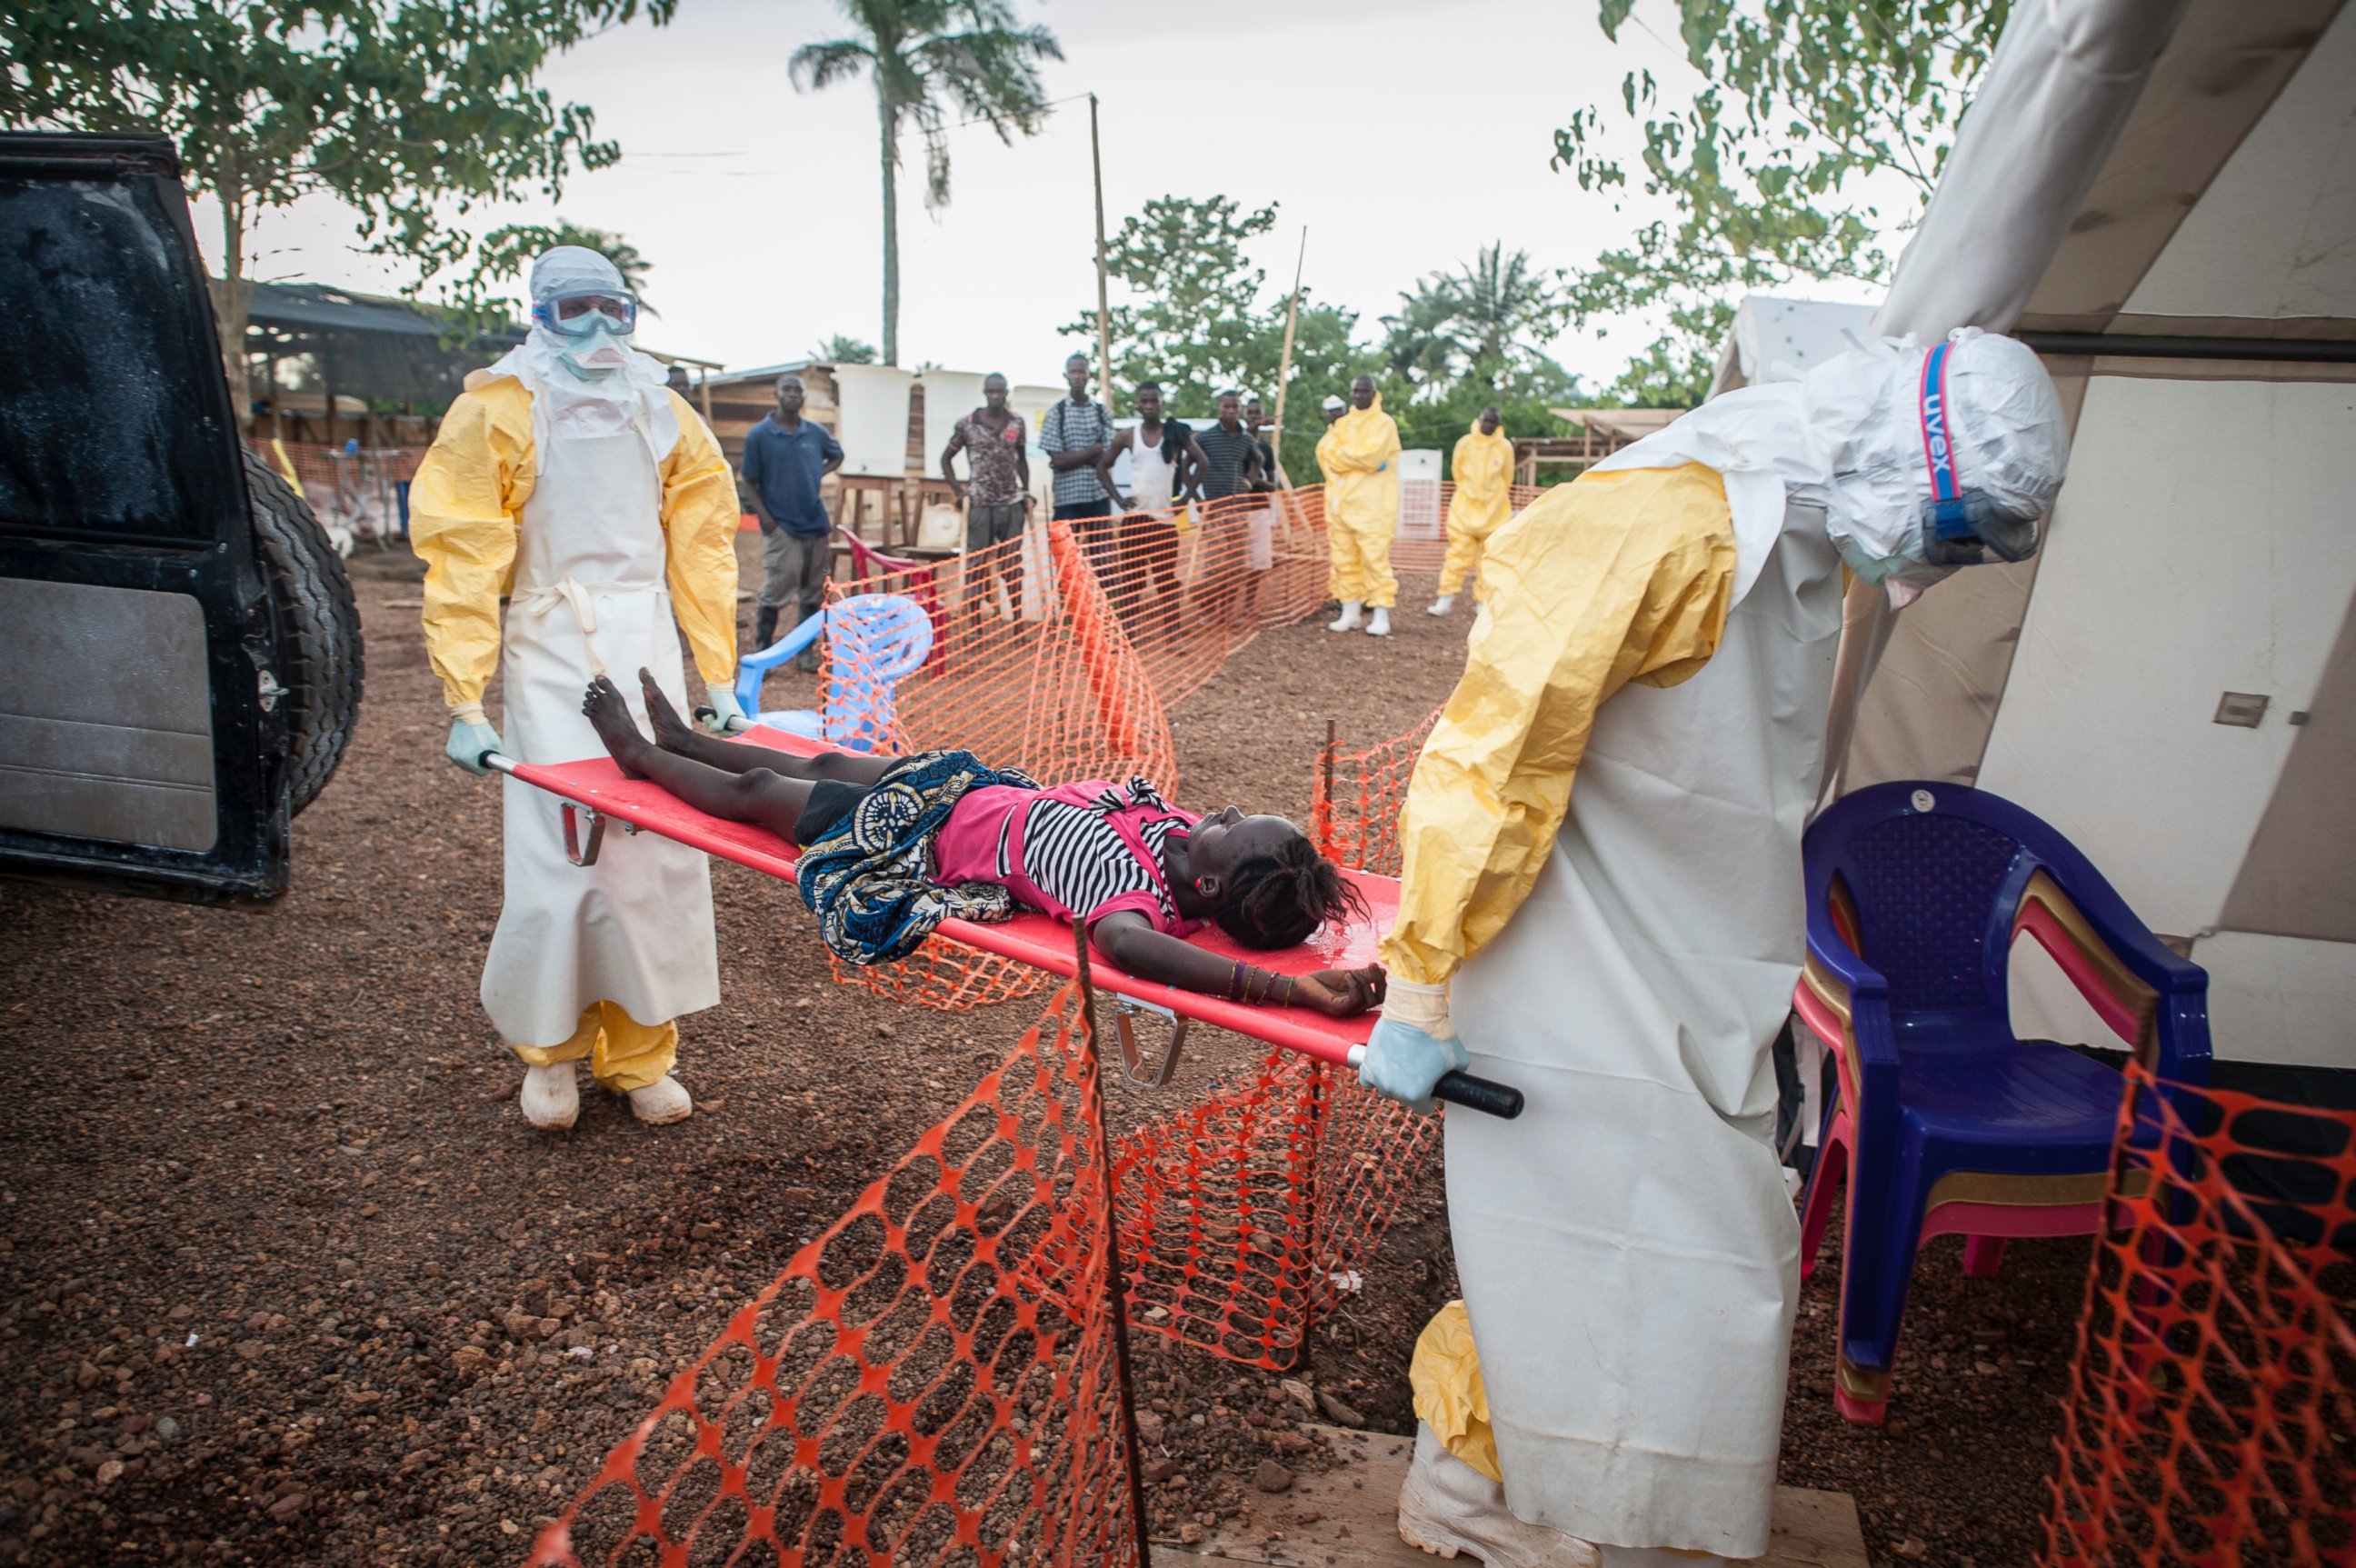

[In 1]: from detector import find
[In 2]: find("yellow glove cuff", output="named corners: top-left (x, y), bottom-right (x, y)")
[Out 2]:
top-left (451, 702), bottom-right (489, 726)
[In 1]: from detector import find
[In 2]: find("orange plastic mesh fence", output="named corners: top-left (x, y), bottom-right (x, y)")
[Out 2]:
top-left (1311, 707), bottom-right (1443, 878)
top-left (1111, 1044), bottom-right (1441, 1369)
top-left (2039, 1064), bottom-right (2356, 1568)
top-left (526, 977), bottom-right (1148, 1568)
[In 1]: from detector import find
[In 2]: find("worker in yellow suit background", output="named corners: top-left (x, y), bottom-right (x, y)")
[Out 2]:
top-left (1430, 405), bottom-right (1513, 616)
top-left (410, 245), bottom-right (744, 1133)
top-left (1316, 373), bottom-right (1402, 637)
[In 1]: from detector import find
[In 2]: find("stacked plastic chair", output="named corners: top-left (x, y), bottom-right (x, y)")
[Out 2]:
top-left (1792, 781), bottom-right (2211, 1424)
top-left (731, 592), bottom-right (933, 753)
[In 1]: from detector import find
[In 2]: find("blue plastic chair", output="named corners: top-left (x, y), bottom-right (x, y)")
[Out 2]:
top-left (1794, 780), bottom-right (2211, 1425)
top-left (732, 593), bottom-right (933, 754)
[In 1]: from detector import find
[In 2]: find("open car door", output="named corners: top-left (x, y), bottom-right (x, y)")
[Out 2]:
top-left (0, 132), bottom-right (362, 902)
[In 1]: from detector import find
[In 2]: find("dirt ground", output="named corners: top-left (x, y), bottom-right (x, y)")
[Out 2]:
top-left (0, 534), bottom-right (2090, 1567)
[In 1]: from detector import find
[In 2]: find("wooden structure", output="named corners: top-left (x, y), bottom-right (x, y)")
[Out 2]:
top-left (1512, 406), bottom-right (1688, 486)
top-left (699, 362), bottom-right (980, 557)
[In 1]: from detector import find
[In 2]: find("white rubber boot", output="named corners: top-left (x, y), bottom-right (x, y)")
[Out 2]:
top-left (519, 1064), bottom-right (581, 1131)
top-left (1428, 594), bottom-right (1456, 616)
top-left (626, 1074), bottom-right (694, 1125)
top-left (1328, 600), bottom-right (1363, 632)
top-left (1366, 607), bottom-right (1393, 636)
top-left (1397, 1424), bottom-right (1599, 1567)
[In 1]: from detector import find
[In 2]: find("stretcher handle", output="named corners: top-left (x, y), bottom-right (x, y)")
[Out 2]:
top-left (1344, 1044), bottom-right (1523, 1119)
top-left (1433, 1070), bottom-right (1523, 1120)
top-left (692, 705), bottom-right (753, 734)
top-left (482, 750), bottom-right (517, 775)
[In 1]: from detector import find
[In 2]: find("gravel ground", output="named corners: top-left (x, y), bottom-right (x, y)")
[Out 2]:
top-left (0, 539), bottom-right (2088, 1566)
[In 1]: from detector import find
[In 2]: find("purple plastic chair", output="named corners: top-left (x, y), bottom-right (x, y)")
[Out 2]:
top-left (1793, 780), bottom-right (2210, 1425)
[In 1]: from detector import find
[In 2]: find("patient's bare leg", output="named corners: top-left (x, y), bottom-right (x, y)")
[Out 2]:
top-left (638, 669), bottom-right (894, 787)
top-left (582, 677), bottom-right (818, 840)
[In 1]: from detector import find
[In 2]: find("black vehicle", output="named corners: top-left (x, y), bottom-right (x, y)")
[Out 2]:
top-left (0, 132), bottom-right (362, 901)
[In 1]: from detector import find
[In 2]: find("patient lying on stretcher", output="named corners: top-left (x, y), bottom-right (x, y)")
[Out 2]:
top-left (583, 672), bottom-right (1386, 1017)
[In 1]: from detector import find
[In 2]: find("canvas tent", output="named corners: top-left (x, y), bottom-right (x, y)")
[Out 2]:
top-left (1827, 0), bottom-right (2355, 1071)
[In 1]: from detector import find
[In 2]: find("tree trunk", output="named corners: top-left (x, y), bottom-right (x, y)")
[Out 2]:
top-left (878, 87), bottom-right (899, 367)
top-left (216, 180), bottom-right (254, 432)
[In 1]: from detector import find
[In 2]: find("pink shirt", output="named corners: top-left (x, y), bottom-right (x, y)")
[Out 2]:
top-left (933, 780), bottom-right (1203, 946)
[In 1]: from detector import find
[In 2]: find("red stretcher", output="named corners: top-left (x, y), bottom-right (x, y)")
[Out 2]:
top-left (486, 725), bottom-right (1522, 1118)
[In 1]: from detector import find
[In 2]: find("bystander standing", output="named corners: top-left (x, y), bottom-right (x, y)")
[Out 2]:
top-left (741, 372), bottom-right (844, 670)
top-left (941, 372), bottom-right (1033, 618)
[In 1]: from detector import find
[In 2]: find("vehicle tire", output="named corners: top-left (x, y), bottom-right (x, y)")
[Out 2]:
top-left (243, 449), bottom-right (364, 815)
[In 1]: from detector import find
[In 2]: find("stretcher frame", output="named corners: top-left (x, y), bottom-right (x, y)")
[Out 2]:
top-left (486, 725), bottom-right (1521, 1117)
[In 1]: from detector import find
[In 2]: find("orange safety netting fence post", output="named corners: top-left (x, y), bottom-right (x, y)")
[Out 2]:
top-left (1110, 1044), bottom-right (1441, 1369)
top-left (2039, 1063), bottom-right (2356, 1567)
top-left (526, 971), bottom-right (1151, 1568)
top-left (1311, 707), bottom-right (1443, 878)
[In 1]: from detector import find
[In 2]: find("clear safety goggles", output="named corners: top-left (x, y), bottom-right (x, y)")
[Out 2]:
top-left (534, 289), bottom-right (638, 337)
top-left (1914, 339), bottom-right (2041, 566)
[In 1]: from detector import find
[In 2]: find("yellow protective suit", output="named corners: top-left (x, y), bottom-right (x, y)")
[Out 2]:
top-left (1439, 422), bottom-right (1515, 599)
top-left (1381, 461), bottom-right (1735, 986)
top-left (510, 1001), bottom-right (678, 1093)
top-left (1382, 456), bottom-right (1846, 1557)
top-left (1315, 393), bottom-right (1403, 608)
top-left (1411, 1300), bottom-right (1500, 1483)
top-left (412, 376), bottom-right (742, 715)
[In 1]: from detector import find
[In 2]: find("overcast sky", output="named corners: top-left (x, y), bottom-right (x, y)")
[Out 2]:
top-left (194, 0), bottom-right (1888, 394)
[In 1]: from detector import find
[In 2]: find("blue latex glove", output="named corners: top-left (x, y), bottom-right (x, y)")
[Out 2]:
top-left (702, 683), bottom-right (748, 734)
top-left (444, 716), bottom-right (504, 775)
top-left (1359, 976), bottom-right (1470, 1114)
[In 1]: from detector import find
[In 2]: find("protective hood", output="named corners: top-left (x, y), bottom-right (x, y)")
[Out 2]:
top-left (479, 245), bottom-right (676, 449)
top-left (1597, 327), bottom-right (2067, 608)
top-left (1799, 326), bottom-right (2067, 594)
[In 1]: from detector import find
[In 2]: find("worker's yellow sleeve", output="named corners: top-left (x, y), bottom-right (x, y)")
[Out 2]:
top-left (1380, 462), bottom-right (1739, 985)
top-left (410, 379), bottom-right (536, 714)
top-left (657, 391), bottom-right (743, 687)
top-left (1320, 399), bottom-right (1402, 475)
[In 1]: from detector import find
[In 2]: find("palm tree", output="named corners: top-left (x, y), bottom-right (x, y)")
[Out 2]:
top-left (1448, 243), bottom-right (1564, 384)
top-left (790, 1), bottom-right (1062, 365)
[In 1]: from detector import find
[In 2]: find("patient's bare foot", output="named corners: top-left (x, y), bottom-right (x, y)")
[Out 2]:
top-left (638, 668), bottom-right (699, 754)
top-left (582, 676), bottom-right (654, 778)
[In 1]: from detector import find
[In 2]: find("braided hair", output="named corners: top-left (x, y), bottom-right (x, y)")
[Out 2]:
top-left (1213, 829), bottom-right (1370, 950)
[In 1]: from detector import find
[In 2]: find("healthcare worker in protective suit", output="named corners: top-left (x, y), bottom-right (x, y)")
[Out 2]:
top-left (1361, 327), bottom-right (2070, 1566)
top-left (1317, 374), bottom-right (1403, 636)
top-left (1430, 405), bottom-right (1512, 616)
top-left (411, 245), bottom-right (744, 1132)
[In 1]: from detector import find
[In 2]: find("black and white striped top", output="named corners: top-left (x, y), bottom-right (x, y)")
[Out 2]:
top-left (1011, 799), bottom-right (1190, 926)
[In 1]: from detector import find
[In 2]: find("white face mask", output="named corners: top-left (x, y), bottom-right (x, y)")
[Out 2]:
top-left (557, 319), bottom-right (634, 379)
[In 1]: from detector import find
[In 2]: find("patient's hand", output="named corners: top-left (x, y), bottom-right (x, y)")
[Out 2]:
top-left (1295, 964), bottom-right (1386, 1018)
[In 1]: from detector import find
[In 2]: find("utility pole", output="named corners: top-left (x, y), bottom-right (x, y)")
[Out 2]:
top-left (1270, 228), bottom-right (1306, 486)
top-left (1089, 93), bottom-right (1113, 387)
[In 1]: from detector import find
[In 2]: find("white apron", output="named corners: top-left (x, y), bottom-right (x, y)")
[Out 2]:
top-left (1447, 504), bottom-right (1842, 1557)
top-left (479, 417), bottom-right (720, 1045)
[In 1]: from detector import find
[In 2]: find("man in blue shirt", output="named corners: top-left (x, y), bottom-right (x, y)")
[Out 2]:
top-left (741, 372), bottom-right (845, 665)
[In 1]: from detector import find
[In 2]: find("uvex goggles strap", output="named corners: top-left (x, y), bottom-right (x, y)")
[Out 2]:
top-left (1912, 338), bottom-right (2038, 564)
top-left (1918, 338), bottom-right (1962, 514)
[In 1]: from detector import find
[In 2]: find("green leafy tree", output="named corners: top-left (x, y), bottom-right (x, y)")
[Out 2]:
top-left (0, 0), bottom-right (671, 412)
top-left (813, 334), bottom-right (880, 364)
top-left (1554, 0), bottom-right (2008, 394)
top-left (1062, 193), bottom-right (1383, 474)
top-left (789, 0), bottom-right (1062, 366)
